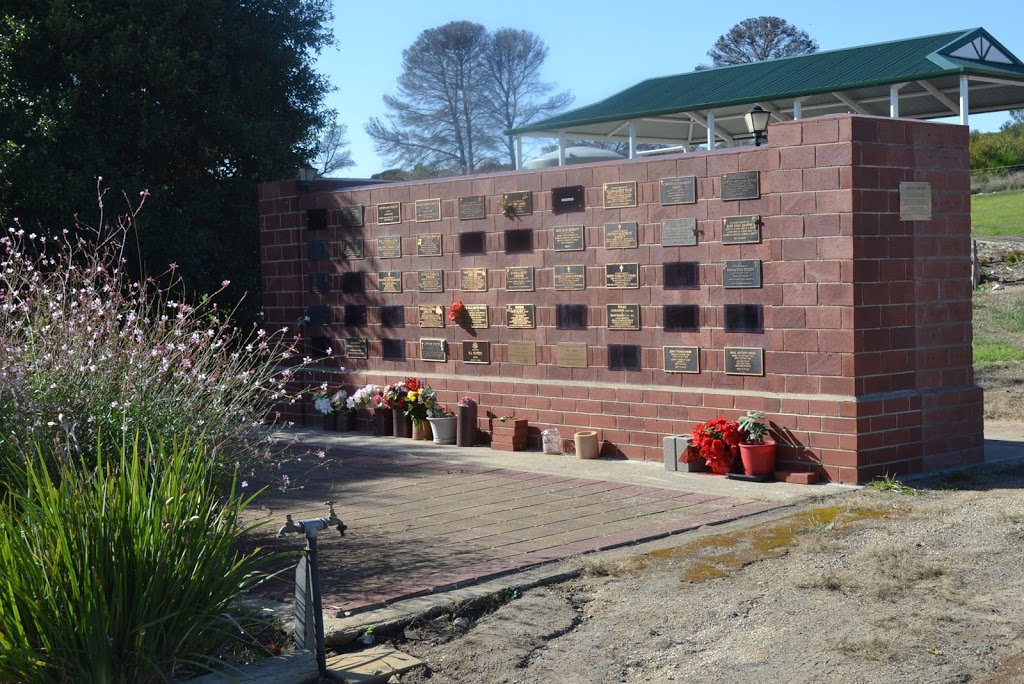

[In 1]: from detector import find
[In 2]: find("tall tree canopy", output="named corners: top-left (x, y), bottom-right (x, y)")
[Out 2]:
top-left (699, 16), bottom-right (818, 69)
top-left (0, 0), bottom-right (339, 323)
top-left (366, 21), bottom-right (571, 176)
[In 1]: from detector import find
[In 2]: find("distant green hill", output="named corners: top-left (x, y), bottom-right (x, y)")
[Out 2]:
top-left (972, 190), bottom-right (1024, 237)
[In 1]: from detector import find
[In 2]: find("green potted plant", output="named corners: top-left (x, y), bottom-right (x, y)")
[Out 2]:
top-left (427, 404), bottom-right (457, 445)
top-left (737, 410), bottom-right (776, 477)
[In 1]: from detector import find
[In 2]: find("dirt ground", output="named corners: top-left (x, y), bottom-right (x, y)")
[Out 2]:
top-left (387, 461), bottom-right (1024, 683)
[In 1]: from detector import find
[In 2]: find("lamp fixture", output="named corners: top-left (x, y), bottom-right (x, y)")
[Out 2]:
top-left (743, 105), bottom-right (771, 147)
top-left (297, 164), bottom-right (319, 191)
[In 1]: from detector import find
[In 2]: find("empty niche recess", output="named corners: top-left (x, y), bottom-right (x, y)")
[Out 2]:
top-left (306, 305), bottom-right (331, 325)
top-left (504, 229), bottom-right (533, 254)
top-left (340, 271), bottom-right (365, 294)
top-left (306, 208), bottom-right (328, 230)
top-left (723, 304), bottom-right (763, 332)
top-left (459, 232), bottom-right (486, 255)
top-left (382, 338), bottom-right (405, 361)
top-left (343, 305), bottom-right (367, 328)
top-left (310, 336), bottom-right (332, 357)
top-left (663, 304), bottom-right (699, 332)
top-left (664, 262), bottom-right (699, 290)
top-left (380, 305), bottom-right (405, 328)
top-left (608, 344), bottom-right (641, 371)
top-left (556, 304), bottom-right (587, 330)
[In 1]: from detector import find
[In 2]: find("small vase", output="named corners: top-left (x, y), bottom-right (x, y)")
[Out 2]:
top-left (739, 440), bottom-right (777, 478)
top-left (427, 416), bottom-right (457, 445)
top-left (373, 408), bottom-right (393, 436)
top-left (412, 419), bottom-right (431, 441)
top-left (574, 431), bottom-right (600, 459)
top-left (331, 411), bottom-right (352, 432)
top-left (392, 408), bottom-right (411, 438)
top-left (456, 405), bottom-right (477, 447)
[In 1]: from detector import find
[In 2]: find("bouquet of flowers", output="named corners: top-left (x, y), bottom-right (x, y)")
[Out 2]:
top-left (312, 383), bottom-right (348, 415)
top-left (448, 300), bottom-right (465, 323)
top-left (347, 383), bottom-right (386, 411)
top-left (383, 379), bottom-right (413, 411)
top-left (690, 417), bottom-right (742, 474)
top-left (404, 380), bottom-right (440, 424)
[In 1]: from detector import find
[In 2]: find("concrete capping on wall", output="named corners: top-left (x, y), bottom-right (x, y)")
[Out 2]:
top-left (258, 114), bottom-right (984, 484)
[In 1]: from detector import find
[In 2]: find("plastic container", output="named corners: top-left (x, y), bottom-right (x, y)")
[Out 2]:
top-left (541, 428), bottom-right (562, 454)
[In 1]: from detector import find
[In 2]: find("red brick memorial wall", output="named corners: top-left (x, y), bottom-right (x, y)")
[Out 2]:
top-left (258, 114), bottom-right (983, 483)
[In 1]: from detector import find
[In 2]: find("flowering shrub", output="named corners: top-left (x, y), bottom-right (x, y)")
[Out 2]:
top-left (691, 417), bottom-right (742, 475)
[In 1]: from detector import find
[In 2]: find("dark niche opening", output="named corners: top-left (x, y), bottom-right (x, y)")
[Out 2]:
top-left (380, 305), bottom-right (405, 328)
top-left (306, 208), bottom-right (328, 230)
top-left (307, 240), bottom-right (328, 261)
top-left (556, 304), bottom-right (588, 330)
top-left (663, 304), bottom-right (700, 332)
top-left (306, 305), bottom-right (331, 326)
top-left (664, 262), bottom-right (699, 290)
top-left (310, 336), bottom-right (332, 357)
top-left (551, 185), bottom-right (585, 213)
top-left (382, 338), bottom-right (406, 361)
top-left (459, 232), bottom-right (486, 255)
top-left (343, 305), bottom-right (367, 328)
top-left (608, 344), bottom-right (642, 372)
top-left (341, 271), bottom-right (365, 294)
top-left (309, 273), bottom-right (329, 294)
top-left (724, 304), bottom-right (763, 332)
top-left (504, 229), bottom-right (534, 254)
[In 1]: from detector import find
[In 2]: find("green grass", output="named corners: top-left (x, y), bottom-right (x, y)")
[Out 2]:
top-left (974, 340), bottom-right (1024, 363)
top-left (972, 190), bottom-right (1024, 236)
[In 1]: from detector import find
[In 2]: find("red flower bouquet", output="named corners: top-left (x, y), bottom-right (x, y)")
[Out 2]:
top-left (448, 300), bottom-right (465, 322)
top-left (690, 417), bottom-right (742, 475)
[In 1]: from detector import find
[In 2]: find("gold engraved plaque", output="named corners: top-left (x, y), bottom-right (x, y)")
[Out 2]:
top-left (376, 202), bottom-right (401, 225)
top-left (605, 263), bottom-right (640, 289)
top-left (376, 235), bottom-right (402, 259)
top-left (553, 264), bottom-right (586, 291)
top-left (663, 346), bottom-right (699, 373)
top-left (377, 271), bottom-right (402, 293)
top-left (457, 195), bottom-right (486, 220)
top-left (721, 171), bottom-right (760, 201)
top-left (721, 215), bottom-right (761, 244)
top-left (418, 305), bottom-right (445, 328)
top-left (606, 304), bottom-right (640, 331)
top-left (899, 181), bottom-right (932, 221)
top-left (416, 233), bottom-right (443, 257)
top-left (661, 218), bottom-right (698, 247)
top-left (660, 176), bottom-right (697, 205)
top-left (460, 267), bottom-right (487, 292)
top-left (420, 338), bottom-right (447, 362)
top-left (507, 340), bottom-right (537, 365)
top-left (501, 191), bottom-right (533, 216)
top-left (553, 225), bottom-right (585, 251)
top-left (724, 347), bottom-right (764, 376)
top-left (417, 269), bottom-right (444, 293)
top-left (505, 266), bottom-right (535, 292)
top-left (557, 343), bottom-right (588, 368)
top-left (505, 304), bottom-right (536, 329)
top-left (414, 198), bottom-right (442, 222)
top-left (603, 181), bottom-right (637, 208)
top-left (465, 304), bottom-right (488, 329)
top-left (604, 222), bottom-right (638, 249)
top-left (462, 340), bottom-right (490, 364)
top-left (344, 338), bottom-right (369, 360)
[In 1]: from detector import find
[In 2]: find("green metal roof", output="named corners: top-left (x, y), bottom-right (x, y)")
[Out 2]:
top-left (511, 28), bottom-right (1024, 145)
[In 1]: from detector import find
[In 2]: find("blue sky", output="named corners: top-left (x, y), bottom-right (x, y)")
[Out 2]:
top-left (316, 1), bottom-right (1024, 178)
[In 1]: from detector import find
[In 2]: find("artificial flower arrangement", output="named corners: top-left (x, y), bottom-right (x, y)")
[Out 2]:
top-left (312, 382), bottom-right (349, 415)
top-left (346, 383), bottom-right (386, 411)
top-left (690, 417), bottom-right (743, 475)
top-left (458, 396), bottom-right (477, 408)
top-left (448, 300), bottom-right (465, 323)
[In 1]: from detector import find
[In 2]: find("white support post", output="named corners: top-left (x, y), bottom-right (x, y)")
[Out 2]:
top-left (960, 75), bottom-right (970, 126)
top-left (889, 84), bottom-right (900, 118)
top-left (706, 111), bottom-right (715, 149)
top-left (628, 120), bottom-right (637, 159)
top-left (558, 133), bottom-right (566, 167)
top-left (515, 135), bottom-right (523, 171)
top-left (793, 99), bottom-right (803, 120)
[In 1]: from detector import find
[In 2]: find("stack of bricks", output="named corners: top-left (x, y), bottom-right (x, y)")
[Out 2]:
top-left (491, 418), bottom-right (528, 452)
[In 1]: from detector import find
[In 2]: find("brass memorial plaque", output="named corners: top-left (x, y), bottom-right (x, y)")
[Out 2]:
top-left (723, 260), bottom-right (762, 288)
top-left (462, 340), bottom-right (490, 364)
top-left (604, 222), bottom-right (638, 249)
top-left (721, 215), bottom-right (761, 244)
top-left (724, 347), bottom-right (765, 376)
top-left (457, 195), bottom-right (486, 220)
top-left (899, 181), bottom-right (932, 221)
top-left (605, 263), bottom-right (640, 289)
top-left (377, 271), bottom-right (402, 293)
top-left (660, 176), bottom-right (697, 205)
top-left (553, 264), bottom-right (586, 291)
top-left (417, 233), bottom-right (443, 257)
top-left (505, 266), bottom-right (535, 292)
top-left (344, 338), bottom-right (369, 360)
top-left (420, 338), bottom-right (447, 362)
top-left (338, 205), bottom-right (364, 228)
top-left (603, 181), bottom-right (637, 208)
top-left (661, 218), bottom-right (698, 247)
top-left (507, 340), bottom-right (537, 365)
top-left (340, 238), bottom-right (364, 260)
top-left (505, 304), bottom-right (536, 329)
top-left (465, 304), bottom-right (488, 329)
top-left (376, 202), bottom-right (401, 225)
top-left (460, 267), bottom-right (487, 292)
top-left (557, 343), bottom-right (588, 368)
top-left (606, 304), bottom-right (640, 331)
top-left (501, 191), bottom-right (533, 216)
top-left (417, 269), bottom-right (444, 293)
top-left (415, 198), bottom-right (442, 222)
top-left (553, 225), bottom-right (585, 251)
top-left (418, 305), bottom-right (445, 328)
top-left (663, 346), bottom-right (700, 373)
top-left (721, 171), bottom-right (760, 201)
top-left (377, 236), bottom-right (402, 259)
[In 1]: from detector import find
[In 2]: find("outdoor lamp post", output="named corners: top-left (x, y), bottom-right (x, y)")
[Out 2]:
top-left (297, 164), bottom-right (318, 191)
top-left (744, 105), bottom-right (771, 147)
